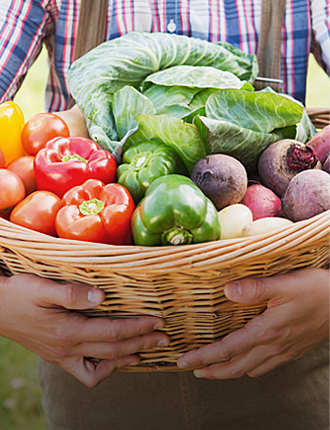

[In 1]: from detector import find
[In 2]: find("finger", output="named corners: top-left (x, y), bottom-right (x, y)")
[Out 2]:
top-left (67, 314), bottom-right (167, 343)
top-left (67, 354), bottom-right (143, 388)
top-left (26, 275), bottom-right (106, 310)
top-left (224, 274), bottom-right (289, 304)
top-left (63, 356), bottom-right (123, 388)
top-left (75, 331), bottom-right (170, 360)
top-left (247, 349), bottom-right (299, 378)
top-left (192, 343), bottom-right (290, 380)
top-left (177, 313), bottom-right (277, 370)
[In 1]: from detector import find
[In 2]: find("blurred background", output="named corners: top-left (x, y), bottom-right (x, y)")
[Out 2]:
top-left (0, 46), bottom-right (329, 430)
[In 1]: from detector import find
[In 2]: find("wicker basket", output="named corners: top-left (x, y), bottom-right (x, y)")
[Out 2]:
top-left (0, 108), bottom-right (329, 372)
top-left (0, 210), bottom-right (329, 371)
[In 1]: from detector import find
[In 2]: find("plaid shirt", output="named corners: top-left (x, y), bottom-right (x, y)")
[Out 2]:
top-left (0, 0), bottom-right (329, 111)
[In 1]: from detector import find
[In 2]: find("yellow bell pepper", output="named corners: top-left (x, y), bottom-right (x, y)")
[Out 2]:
top-left (0, 101), bottom-right (26, 165)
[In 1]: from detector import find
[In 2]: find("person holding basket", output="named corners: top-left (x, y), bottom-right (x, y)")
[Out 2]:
top-left (0, 1), bottom-right (329, 429)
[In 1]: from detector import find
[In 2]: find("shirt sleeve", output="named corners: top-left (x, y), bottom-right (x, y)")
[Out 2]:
top-left (310, 0), bottom-right (330, 75)
top-left (0, 0), bottom-right (52, 103)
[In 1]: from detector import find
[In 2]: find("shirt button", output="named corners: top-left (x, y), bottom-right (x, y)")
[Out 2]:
top-left (167, 19), bottom-right (176, 33)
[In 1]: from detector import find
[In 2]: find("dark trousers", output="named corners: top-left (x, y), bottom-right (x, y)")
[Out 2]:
top-left (38, 343), bottom-right (329, 430)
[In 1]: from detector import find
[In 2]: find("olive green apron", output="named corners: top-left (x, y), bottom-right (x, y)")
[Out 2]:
top-left (38, 343), bottom-right (329, 430)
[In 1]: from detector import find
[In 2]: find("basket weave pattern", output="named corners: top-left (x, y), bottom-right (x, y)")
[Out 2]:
top-left (0, 209), bottom-right (329, 371)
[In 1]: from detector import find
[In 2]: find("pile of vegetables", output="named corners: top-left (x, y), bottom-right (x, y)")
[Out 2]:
top-left (1, 32), bottom-right (329, 246)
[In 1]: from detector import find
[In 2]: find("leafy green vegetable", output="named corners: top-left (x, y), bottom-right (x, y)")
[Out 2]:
top-left (189, 88), bottom-right (220, 111)
top-left (68, 31), bottom-right (258, 146)
top-left (112, 86), bottom-right (155, 139)
top-left (68, 32), bottom-right (311, 172)
top-left (141, 65), bottom-right (250, 91)
top-left (141, 66), bottom-right (252, 117)
top-left (123, 114), bottom-right (210, 173)
top-left (142, 84), bottom-right (197, 113)
top-left (261, 86), bottom-right (316, 142)
top-left (205, 89), bottom-right (303, 133)
top-left (192, 89), bottom-right (304, 172)
top-left (194, 115), bottom-right (279, 172)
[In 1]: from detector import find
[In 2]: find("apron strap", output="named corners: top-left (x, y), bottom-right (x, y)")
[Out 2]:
top-left (254, 0), bottom-right (287, 92)
top-left (68, 0), bottom-right (108, 107)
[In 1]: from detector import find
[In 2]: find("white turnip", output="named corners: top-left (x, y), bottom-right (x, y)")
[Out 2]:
top-left (258, 139), bottom-right (320, 198)
top-left (218, 204), bottom-right (253, 239)
top-left (241, 184), bottom-right (282, 220)
top-left (190, 154), bottom-right (248, 211)
top-left (241, 217), bottom-right (293, 237)
top-left (281, 170), bottom-right (330, 222)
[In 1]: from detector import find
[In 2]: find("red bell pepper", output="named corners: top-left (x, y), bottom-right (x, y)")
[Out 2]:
top-left (55, 179), bottom-right (135, 245)
top-left (34, 136), bottom-right (117, 197)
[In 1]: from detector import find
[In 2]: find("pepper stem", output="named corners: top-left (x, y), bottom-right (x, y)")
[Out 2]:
top-left (79, 198), bottom-right (105, 215)
top-left (162, 227), bottom-right (193, 246)
top-left (62, 154), bottom-right (88, 163)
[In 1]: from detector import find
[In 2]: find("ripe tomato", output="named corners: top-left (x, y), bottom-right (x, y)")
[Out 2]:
top-left (0, 169), bottom-right (25, 214)
top-left (7, 155), bottom-right (36, 196)
top-left (0, 148), bottom-right (5, 168)
top-left (10, 190), bottom-right (62, 236)
top-left (21, 113), bottom-right (70, 156)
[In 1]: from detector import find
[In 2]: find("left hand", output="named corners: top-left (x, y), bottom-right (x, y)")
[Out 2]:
top-left (177, 267), bottom-right (329, 379)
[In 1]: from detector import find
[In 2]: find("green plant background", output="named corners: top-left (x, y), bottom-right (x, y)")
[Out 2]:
top-left (0, 47), bottom-right (329, 430)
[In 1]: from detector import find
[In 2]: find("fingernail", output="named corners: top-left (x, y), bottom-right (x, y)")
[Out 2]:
top-left (177, 361), bottom-right (188, 369)
top-left (194, 370), bottom-right (203, 378)
top-left (153, 322), bottom-right (165, 330)
top-left (157, 338), bottom-right (169, 347)
top-left (225, 281), bottom-right (242, 298)
top-left (87, 288), bottom-right (104, 304)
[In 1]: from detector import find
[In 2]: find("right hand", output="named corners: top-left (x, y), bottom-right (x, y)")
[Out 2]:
top-left (0, 274), bottom-right (170, 387)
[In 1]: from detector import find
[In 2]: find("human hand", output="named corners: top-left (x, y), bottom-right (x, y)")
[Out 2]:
top-left (0, 274), bottom-right (169, 387)
top-left (177, 267), bottom-right (329, 379)
top-left (55, 104), bottom-right (90, 138)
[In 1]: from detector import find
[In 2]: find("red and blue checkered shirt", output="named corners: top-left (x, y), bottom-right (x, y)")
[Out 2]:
top-left (0, 0), bottom-right (329, 111)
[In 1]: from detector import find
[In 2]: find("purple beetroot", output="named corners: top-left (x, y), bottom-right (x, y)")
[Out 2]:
top-left (322, 155), bottom-right (330, 174)
top-left (306, 125), bottom-right (330, 164)
top-left (281, 169), bottom-right (330, 222)
top-left (258, 139), bottom-right (320, 198)
top-left (191, 154), bottom-right (248, 211)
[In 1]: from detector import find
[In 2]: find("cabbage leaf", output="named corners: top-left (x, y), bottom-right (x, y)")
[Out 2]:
top-left (68, 31), bottom-right (258, 145)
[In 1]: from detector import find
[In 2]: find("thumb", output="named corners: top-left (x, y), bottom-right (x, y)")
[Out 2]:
top-left (224, 277), bottom-right (279, 304)
top-left (31, 276), bottom-right (105, 310)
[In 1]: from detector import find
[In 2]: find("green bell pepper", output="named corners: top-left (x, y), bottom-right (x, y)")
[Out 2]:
top-left (132, 174), bottom-right (221, 246)
top-left (116, 141), bottom-right (187, 204)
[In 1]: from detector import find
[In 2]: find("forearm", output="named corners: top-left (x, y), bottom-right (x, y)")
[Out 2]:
top-left (0, 2), bottom-right (48, 103)
top-left (310, 0), bottom-right (330, 75)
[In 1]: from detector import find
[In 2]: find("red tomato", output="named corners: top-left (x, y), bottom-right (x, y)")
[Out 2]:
top-left (0, 169), bottom-right (25, 213)
top-left (21, 113), bottom-right (70, 156)
top-left (7, 155), bottom-right (36, 196)
top-left (10, 191), bottom-right (62, 236)
top-left (0, 148), bottom-right (5, 168)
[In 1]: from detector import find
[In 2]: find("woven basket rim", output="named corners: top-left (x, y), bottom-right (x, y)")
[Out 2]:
top-left (0, 210), bottom-right (329, 250)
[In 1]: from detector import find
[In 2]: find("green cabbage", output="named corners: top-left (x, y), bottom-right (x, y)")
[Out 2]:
top-left (68, 31), bottom-right (312, 173)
